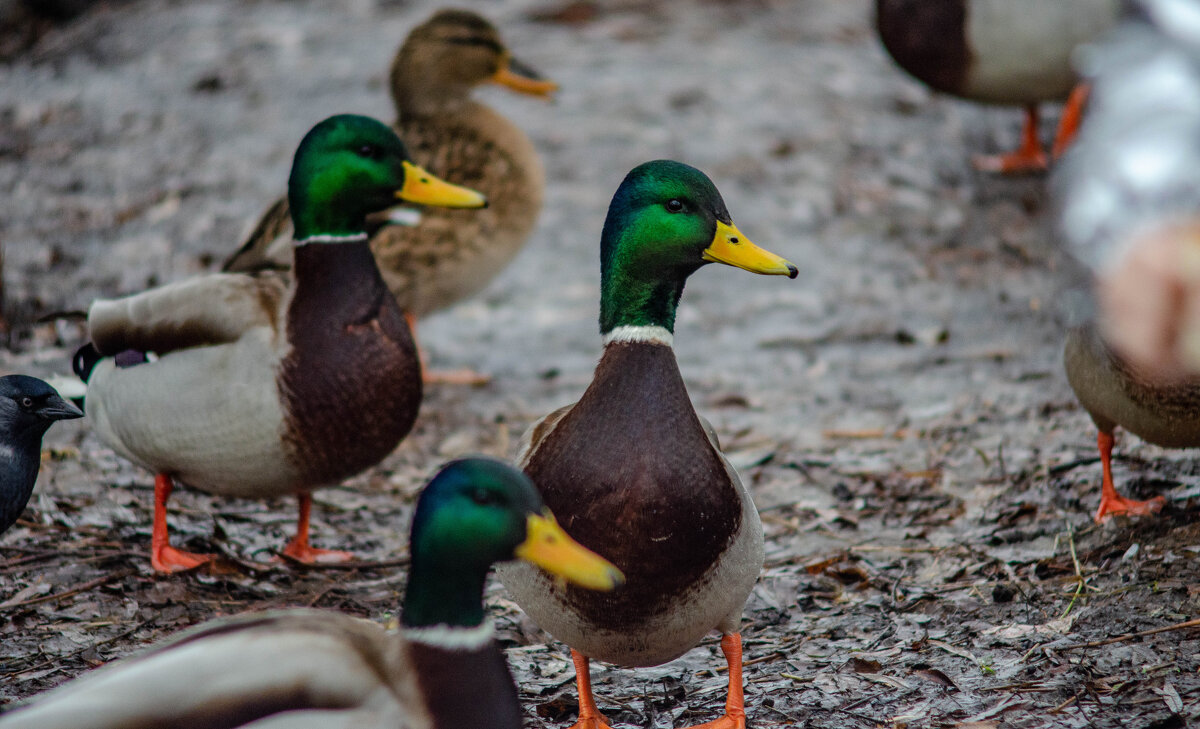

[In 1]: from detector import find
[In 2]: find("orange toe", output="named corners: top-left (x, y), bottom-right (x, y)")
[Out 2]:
top-left (569, 716), bottom-right (615, 729)
top-left (684, 714), bottom-right (746, 729)
top-left (1095, 493), bottom-right (1166, 523)
top-left (972, 148), bottom-right (1048, 174)
top-left (151, 544), bottom-right (214, 573)
top-left (278, 540), bottom-right (355, 564)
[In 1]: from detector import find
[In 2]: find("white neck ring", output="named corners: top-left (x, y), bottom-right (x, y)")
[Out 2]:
top-left (293, 232), bottom-right (369, 247)
top-left (404, 621), bottom-right (495, 651)
top-left (603, 325), bottom-right (674, 347)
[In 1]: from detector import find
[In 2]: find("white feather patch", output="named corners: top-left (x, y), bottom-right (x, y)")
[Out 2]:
top-left (385, 207), bottom-right (423, 227)
top-left (404, 621), bottom-right (494, 651)
top-left (292, 233), bottom-right (369, 247)
top-left (602, 325), bottom-right (674, 347)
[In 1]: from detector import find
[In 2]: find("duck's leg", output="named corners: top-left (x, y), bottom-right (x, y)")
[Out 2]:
top-left (279, 492), bottom-right (354, 563)
top-left (1051, 84), bottom-right (1090, 159)
top-left (569, 650), bottom-right (613, 729)
top-left (1094, 430), bottom-right (1166, 523)
top-left (405, 312), bottom-right (491, 386)
top-left (973, 104), bottom-right (1048, 174)
top-left (150, 474), bottom-right (214, 573)
top-left (683, 633), bottom-right (746, 729)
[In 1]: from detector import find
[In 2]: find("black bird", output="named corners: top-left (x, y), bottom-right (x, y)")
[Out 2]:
top-left (0, 375), bottom-right (83, 536)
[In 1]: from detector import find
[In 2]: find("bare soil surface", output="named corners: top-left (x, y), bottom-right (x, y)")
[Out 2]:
top-left (1, 1), bottom-right (1198, 727)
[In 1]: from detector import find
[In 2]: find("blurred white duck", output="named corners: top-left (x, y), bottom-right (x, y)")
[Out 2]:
top-left (876, 0), bottom-right (1120, 173)
top-left (1057, 0), bottom-right (1200, 521)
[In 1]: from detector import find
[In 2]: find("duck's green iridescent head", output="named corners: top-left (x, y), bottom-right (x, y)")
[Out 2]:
top-left (598, 160), bottom-right (798, 335)
top-left (287, 114), bottom-right (486, 240)
top-left (403, 457), bottom-right (623, 628)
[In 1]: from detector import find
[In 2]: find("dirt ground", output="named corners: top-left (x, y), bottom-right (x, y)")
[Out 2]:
top-left (1, 0), bottom-right (1198, 727)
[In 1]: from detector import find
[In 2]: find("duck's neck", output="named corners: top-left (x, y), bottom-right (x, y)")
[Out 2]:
top-left (598, 229), bottom-right (695, 337)
top-left (401, 560), bottom-right (489, 631)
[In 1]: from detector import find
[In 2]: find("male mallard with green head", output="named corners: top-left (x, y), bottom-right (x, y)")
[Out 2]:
top-left (875, 0), bottom-right (1119, 173)
top-left (74, 114), bottom-right (486, 573)
top-left (0, 458), bottom-right (624, 729)
top-left (498, 161), bottom-right (798, 729)
top-left (224, 9), bottom-right (554, 383)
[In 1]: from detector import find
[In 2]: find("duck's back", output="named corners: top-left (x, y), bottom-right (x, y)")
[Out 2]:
top-left (374, 102), bottom-right (544, 316)
top-left (0, 610), bottom-right (428, 729)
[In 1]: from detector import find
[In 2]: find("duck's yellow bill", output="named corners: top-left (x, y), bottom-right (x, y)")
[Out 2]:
top-left (702, 221), bottom-right (798, 278)
top-left (397, 161), bottom-right (488, 209)
top-left (515, 511), bottom-right (624, 591)
top-left (491, 56), bottom-right (558, 98)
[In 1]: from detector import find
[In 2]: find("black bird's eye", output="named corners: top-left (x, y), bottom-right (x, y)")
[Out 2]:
top-left (356, 144), bottom-right (383, 160)
top-left (665, 199), bottom-right (684, 213)
top-left (469, 488), bottom-right (499, 506)
top-left (18, 397), bottom-right (33, 410)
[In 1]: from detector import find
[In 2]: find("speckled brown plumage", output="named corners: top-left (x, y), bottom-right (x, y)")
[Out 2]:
top-left (223, 10), bottom-right (546, 319)
top-left (522, 342), bottom-right (741, 630)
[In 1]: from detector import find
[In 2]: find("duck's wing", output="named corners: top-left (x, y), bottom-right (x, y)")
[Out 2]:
top-left (88, 272), bottom-right (289, 356)
top-left (222, 198), bottom-right (296, 273)
top-left (514, 403), bottom-right (575, 467)
top-left (0, 610), bottom-right (430, 729)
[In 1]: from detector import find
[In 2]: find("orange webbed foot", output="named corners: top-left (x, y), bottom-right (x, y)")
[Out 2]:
top-left (973, 103), bottom-right (1048, 174)
top-left (151, 544), bottom-right (214, 573)
top-left (278, 537), bottom-right (354, 564)
top-left (1095, 492), bottom-right (1166, 523)
top-left (684, 714), bottom-right (746, 729)
top-left (569, 715), bottom-right (615, 729)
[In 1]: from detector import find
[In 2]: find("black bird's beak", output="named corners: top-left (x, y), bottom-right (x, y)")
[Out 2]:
top-left (39, 395), bottom-right (84, 421)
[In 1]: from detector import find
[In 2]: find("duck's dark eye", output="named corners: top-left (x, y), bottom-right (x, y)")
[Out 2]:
top-left (18, 397), bottom-right (33, 410)
top-left (469, 488), bottom-right (498, 506)
top-left (356, 144), bottom-right (383, 160)
top-left (665, 199), bottom-right (684, 213)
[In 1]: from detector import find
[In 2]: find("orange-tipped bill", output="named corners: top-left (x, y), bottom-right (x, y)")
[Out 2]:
top-left (515, 511), bottom-right (624, 591)
top-left (397, 161), bottom-right (487, 209)
top-left (491, 55), bottom-right (558, 98)
top-left (702, 221), bottom-right (798, 278)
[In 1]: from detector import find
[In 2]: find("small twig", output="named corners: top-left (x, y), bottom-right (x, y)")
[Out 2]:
top-left (0, 568), bottom-right (137, 610)
top-left (274, 553), bottom-right (410, 571)
top-left (1049, 694), bottom-right (1080, 714)
top-left (1057, 618), bottom-right (1200, 650)
top-left (1060, 523), bottom-right (1087, 618)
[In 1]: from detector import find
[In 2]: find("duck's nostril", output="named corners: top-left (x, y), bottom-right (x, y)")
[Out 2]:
top-left (730, 237), bottom-right (739, 244)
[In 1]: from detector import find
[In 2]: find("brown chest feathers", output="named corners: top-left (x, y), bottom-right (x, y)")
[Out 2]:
top-left (524, 342), bottom-right (741, 630)
top-left (278, 243), bottom-right (422, 486)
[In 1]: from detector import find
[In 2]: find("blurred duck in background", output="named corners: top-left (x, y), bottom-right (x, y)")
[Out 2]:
top-left (875, 0), bottom-right (1119, 173)
top-left (1057, 0), bottom-right (1200, 522)
top-left (224, 9), bottom-right (556, 385)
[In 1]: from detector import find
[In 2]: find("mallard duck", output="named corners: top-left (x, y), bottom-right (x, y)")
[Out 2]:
top-left (0, 375), bottom-right (83, 536)
top-left (875, 0), bottom-right (1120, 173)
top-left (497, 160), bottom-right (797, 729)
top-left (0, 457), bottom-right (624, 729)
top-left (1062, 323), bottom-right (1191, 521)
top-left (1056, 0), bottom-right (1200, 378)
top-left (223, 9), bottom-right (555, 384)
top-left (73, 114), bottom-right (486, 573)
